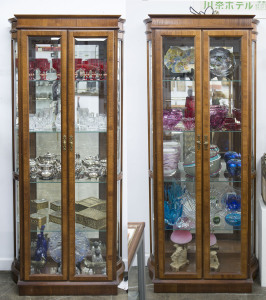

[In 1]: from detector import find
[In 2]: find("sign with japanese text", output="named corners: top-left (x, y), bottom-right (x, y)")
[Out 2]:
top-left (201, 1), bottom-right (266, 16)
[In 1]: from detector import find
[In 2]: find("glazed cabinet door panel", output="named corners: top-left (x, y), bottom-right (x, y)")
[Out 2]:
top-left (67, 31), bottom-right (116, 281)
top-left (202, 30), bottom-right (249, 279)
top-left (19, 30), bottom-right (68, 280)
top-left (154, 30), bottom-right (202, 279)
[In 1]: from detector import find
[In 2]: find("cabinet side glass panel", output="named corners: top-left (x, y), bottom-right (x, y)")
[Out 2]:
top-left (162, 36), bottom-right (196, 273)
top-left (117, 40), bottom-right (122, 257)
top-left (28, 37), bottom-right (62, 275)
top-left (74, 38), bottom-right (107, 276)
top-left (209, 37), bottom-right (242, 274)
top-left (149, 40), bottom-right (155, 255)
top-left (15, 180), bottom-right (20, 261)
top-left (14, 40), bottom-right (19, 173)
top-left (251, 41), bottom-right (255, 172)
top-left (13, 40), bottom-right (20, 262)
top-left (251, 41), bottom-right (256, 255)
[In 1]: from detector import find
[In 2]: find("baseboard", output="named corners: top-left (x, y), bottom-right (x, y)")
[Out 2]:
top-left (0, 258), bottom-right (13, 271)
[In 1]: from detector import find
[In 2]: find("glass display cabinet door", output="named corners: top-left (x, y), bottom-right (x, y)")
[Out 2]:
top-left (20, 31), bottom-right (67, 280)
top-left (203, 31), bottom-right (249, 279)
top-left (155, 30), bottom-right (202, 279)
top-left (68, 31), bottom-right (116, 280)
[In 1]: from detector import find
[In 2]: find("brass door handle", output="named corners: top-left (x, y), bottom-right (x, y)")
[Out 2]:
top-left (63, 135), bottom-right (67, 151)
top-left (204, 136), bottom-right (208, 150)
top-left (196, 135), bottom-right (201, 150)
top-left (69, 136), bottom-right (73, 152)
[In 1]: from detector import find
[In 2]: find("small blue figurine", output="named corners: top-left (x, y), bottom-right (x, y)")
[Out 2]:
top-left (34, 225), bottom-right (48, 262)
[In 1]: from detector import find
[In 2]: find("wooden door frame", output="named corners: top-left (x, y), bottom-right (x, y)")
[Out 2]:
top-left (19, 30), bottom-right (68, 281)
top-left (202, 30), bottom-right (249, 280)
top-left (153, 29), bottom-right (202, 280)
top-left (67, 30), bottom-right (117, 282)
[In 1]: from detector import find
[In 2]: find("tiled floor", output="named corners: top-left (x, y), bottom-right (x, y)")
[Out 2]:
top-left (1, 268), bottom-right (266, 299)
top-left (0, 272), bottom-right (127, 300)
top-left (128, 267), bottom-right (266, 300)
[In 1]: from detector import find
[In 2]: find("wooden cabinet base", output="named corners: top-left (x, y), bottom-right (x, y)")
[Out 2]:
top-left (148, 256), bottom-right (259, 293)
top-left (11, 259), bottom-right (125, 296)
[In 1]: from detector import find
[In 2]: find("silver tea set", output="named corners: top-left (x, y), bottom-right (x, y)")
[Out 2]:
top-left (30, 152), bottom-right (107, 180)
top-left (76, 154), bottom-right (107, 179)
top-left (30, 152), bottom-right (61, 180)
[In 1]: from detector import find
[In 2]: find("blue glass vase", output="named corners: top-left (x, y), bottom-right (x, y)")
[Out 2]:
top-left (34, 225), bottom-right (48, 262)
top-left (164, 183), bottom-right (183, 226)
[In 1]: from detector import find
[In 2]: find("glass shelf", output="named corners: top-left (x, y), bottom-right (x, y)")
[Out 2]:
top-left (30, 178), bottom-right (107, 184)
top-left (31, 99), bottom-right (60, 102)
top-left (164, 226), bottom-right (238, 232)
top-left (75, 79), bottom-right (106, 82)
top-left (30, 222), bottom-right (107, 233)
top-left (29, 79), bottom-right (59, 83)
top-left (75, 177), bottom-right (107, 184)
top-left (163, 130), bottom-right (195, 134)
top-left (210, 79), bottom-right (241, 83)
top-left (211, 130), bottom-right (241, 133)
top-left (163, 79), bottom-right (194, 82)
top-left (28, 129), bottom-right (107, 133)
top-left (164, 129), bottom-right (241, 134)
top-left (164, 162), bottom-right (241, 183)
top-left (30, 179), bottom-right (62, 184)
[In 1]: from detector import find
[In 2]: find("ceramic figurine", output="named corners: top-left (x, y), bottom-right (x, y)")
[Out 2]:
top-left (210, 250), bottom-right (220, 271)
top-left (210, 233), bottom-right (219, 270)
top-left (170, 243), bottom-right (189, 271)
top-left (92, 249), bottom-right (103, 263)
top-left (170, 230), bottom-right (192, 271)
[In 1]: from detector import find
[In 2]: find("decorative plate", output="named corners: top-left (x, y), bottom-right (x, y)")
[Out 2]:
top-left (210, 47), bottom-right (235, 79)
top-left (164, 47), bottom-right (194, 73)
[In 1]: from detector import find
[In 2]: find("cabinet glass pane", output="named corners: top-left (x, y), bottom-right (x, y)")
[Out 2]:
top-left (251, 41), bottom-right (255, 171)
top-left (117, 180), bottom-right (121, 257)
top-left (163, 37), bottom-right (196, 273)
top-left (117, 40), bottom-right (122, 174)
top-left (209, 37), bottom-right (242, 274)
top-left (74, 38), bottom-right (107, 276)
top-left (149, 40), bottom-right (155, 254)
top-left (117, 40), bottom-right (122, 257)
top-left (14, 40), bottom-right (19, 173)
top-left (28, 37), bottom-right (62, 275)
top-left (15, 180), bottom-right (20, 261)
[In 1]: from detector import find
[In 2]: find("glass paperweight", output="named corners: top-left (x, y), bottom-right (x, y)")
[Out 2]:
top-left (225, 213), bottom-right (241, 227)
top-left (222, 189), bottom-right (241, 211)
top-left (226, 158), bottom-right (241, 177)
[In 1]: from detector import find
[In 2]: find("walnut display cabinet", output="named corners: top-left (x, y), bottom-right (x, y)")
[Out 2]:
top-left (145, 15), bottom-right (259, 293)
top-left (9, 15), bottom-right (124, 296)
